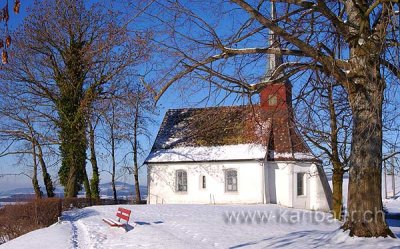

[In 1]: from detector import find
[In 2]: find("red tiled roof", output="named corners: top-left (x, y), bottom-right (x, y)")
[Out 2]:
top-left (148, 105), bottom-right (318, 162)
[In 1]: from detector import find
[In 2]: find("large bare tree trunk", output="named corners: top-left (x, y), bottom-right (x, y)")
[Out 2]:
top-left (343, 52), bottom-right (393, 237)
top-left (339, 0), bottom-right (395, 237)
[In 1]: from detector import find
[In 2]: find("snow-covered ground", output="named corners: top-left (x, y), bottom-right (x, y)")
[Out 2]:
top-left (1, 204), bottom-right (399, 249)
top-left (1, 175), bottom-right (400, 248)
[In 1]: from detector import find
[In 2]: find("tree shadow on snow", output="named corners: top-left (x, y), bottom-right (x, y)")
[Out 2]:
top-left (126, 220), bottom-right (164, 231)
top-left (386, 219), bottom-right (400, 238)
top-left (135, 221), bottom-right (151, 225)
top-left (229, 230), bottom-right (347, 249)
top-left (134, 220), bottom-right (164, 226)
top-left (229, 228), bottom-right (400, 249)
top-left (62, 208), bottom-right (100, 222)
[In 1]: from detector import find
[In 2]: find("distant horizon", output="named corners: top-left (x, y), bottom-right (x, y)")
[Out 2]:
top-left (0, 174), bottom-right (147, 193)
top-left (0, 180), bottom-right (147, 196)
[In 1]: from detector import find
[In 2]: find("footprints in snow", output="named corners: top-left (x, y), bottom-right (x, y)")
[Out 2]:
top-left (169, 221), bottom-right (217, 247)
top-left (64, 210), bottom-right (108, 249)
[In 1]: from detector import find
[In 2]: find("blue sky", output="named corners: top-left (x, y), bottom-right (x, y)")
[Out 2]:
top-left (0, 0), bottom-right (31, 191)
top-left (1, 0), bottom-right (399, 192)
top-left (0, 0), bottom-right (245, 192)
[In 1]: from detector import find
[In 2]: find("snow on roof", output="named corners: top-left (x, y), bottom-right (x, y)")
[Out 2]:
top-left (146, 143), bottom-right (267, 163)
top-left (146, 105), bottom-right (318, 163)
top-left (268, 151), bottom-right (317, 161)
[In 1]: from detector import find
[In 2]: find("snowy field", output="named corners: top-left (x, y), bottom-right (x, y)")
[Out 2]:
top-left (1, 203), bottom-right (399, 249)
top-left (1, 176), bottom-right (400, 248)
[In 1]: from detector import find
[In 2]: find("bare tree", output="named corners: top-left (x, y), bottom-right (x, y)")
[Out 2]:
top-left (296, 73), bottom-right (351, 220)
top-left (93, 81), bottom-right (156, 204)
top-left (0, 0), bottom-right (150, 197)
top-left (145, 1), bottom-right (399, 237)
top-left (121, 82), bottom-right (156, 204)
top-left (0, 90), bottom-right (56, 198)
top-left (99, 90), bottom-right (126, 203)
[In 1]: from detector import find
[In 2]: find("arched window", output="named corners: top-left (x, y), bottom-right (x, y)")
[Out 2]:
top-left (225, 169), bottom-right (238, 192)
top-left (176, 170), bottom-right (187, 192)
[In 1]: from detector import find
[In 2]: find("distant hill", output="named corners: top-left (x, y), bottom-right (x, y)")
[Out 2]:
top-left (0, 187), bottom-right (60, 197)
top-left (0, 181), bottom-right (147, 202)
top-left (98, 181), bottom-right (147, 198)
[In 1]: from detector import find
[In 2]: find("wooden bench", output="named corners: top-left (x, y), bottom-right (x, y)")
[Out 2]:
top-left (102, 207), bottom-right (132, 229)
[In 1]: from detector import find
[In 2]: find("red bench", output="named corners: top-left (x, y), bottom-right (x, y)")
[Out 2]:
top-left (102, 207), bottom-right (131, 229)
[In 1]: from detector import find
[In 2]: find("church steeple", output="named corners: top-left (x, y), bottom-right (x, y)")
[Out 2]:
top-left (260, 2), bottom-right (292, 114)
top-left (265, 1), bottom-right (283, 80)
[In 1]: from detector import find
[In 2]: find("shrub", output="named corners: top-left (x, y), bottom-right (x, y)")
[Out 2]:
top-left (61, 198), bottom-right (131, 210)
top-left (0, 198), bottom-right (62, 244)
top-left (0, 197), bottom-right (136, 244)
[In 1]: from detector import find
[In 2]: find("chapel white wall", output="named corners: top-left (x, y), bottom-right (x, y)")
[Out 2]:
top-left (147, 161), bottom-right (264, 204)
top-left (266, 161), bottom-right (331, 211)
top-left (148, 160), bottom-right (331, 212)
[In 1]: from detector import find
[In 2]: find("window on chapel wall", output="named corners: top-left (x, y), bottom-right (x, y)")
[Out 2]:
top-left (268, 94), bottom-right (277, 106)
top-left (176, 170), bottom-right (187, 192)
top-left (202, 175), bottom-right (206, 189)
top-left (297, 173), bottom-right (305, 196)
top-left (225, 170), bottom-right (238, 192)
